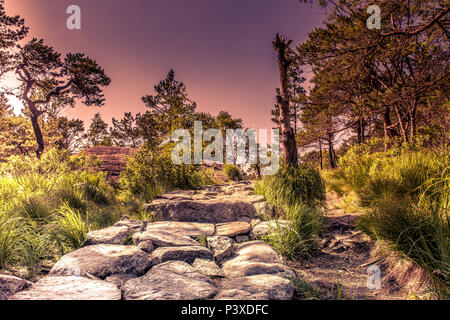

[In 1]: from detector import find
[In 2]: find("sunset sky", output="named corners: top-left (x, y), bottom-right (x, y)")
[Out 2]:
top-left (3, 0), bottom-right (326, 130)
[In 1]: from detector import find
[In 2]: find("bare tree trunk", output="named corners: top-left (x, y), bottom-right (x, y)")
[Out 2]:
top-left (394, 105), bottom-right (409, 143)
top-left (319, 139), bottom-right (323, 170)
top-left (409, 98), bottom-right (417, 140)
top-left (28, 103), bottom-right (45, 158)
top-left (273, 34), bottom-right (298, 167)
top-left (327, 134), bottom-right (336, 169)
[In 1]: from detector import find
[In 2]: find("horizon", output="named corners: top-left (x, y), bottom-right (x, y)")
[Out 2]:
top-left (3, 0), bottom-right (326, 130)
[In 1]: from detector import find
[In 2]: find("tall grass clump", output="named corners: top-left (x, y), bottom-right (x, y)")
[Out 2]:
top-left (359, 172), bottom-right (449, 298)
top-left (224, 164), bottom-right (243, 181)
top-left (263, 204), bottom-right (324, 260)
top-left (51, 204), bottom-right (89, 253)
top-left (255, 164), bottom-right (326, 209)
top-left (0, 149), bottom-right (124, 276)
top-left (255, 164), bottom-right (326, 259)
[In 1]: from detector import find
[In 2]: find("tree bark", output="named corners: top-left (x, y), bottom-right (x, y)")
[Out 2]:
top-left (273, 34), bottom-right (298, 167)
top-left (28, 103), bottom-right (45, 158)
top-left (319, 139), bottom-right (323, 170)
top-left (328, 134), bottom-right (336, 169)
top-left (394, 105), bottom-right (409, 143)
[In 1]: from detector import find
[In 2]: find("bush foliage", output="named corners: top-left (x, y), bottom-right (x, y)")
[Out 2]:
top-left (325, 142), bottom-right (449, 298)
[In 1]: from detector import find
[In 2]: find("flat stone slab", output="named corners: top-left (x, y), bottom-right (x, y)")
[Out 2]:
top-left (122, 261), bottom-right (218, 300)
top-left (145, 221), bottom-right (215, 238)
top-left (146, 198), bottom-right (258, 223)
top-left (0, 274), bottom-right (32, 300)
top-left (86, 225), bottom-right (130, 245)
top-left (207, 236), bottom-right (234, 263)
top-left (152, 246), bottom-right (213, 264)
top-left (49, 245), bottom-right (153, 279)
top-left (222, 241), bottom-right (293, 278)
top-left (10, 276), bottom-right (121, 300)
top-left (215, 275), bottom-right (294, 300)
top-left (215, 222), bottom-right (252, 237)
top-left (133, 230), bottom-right (200, 248)
top-left (193, 259), bottom-right (224, 278)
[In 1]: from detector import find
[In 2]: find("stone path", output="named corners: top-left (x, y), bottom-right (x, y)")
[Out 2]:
top-left (4, 182), bottom-right (296, 301)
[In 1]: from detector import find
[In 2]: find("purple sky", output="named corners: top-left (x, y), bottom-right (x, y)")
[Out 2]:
top-left (4, 0), bottom-right (326, 130)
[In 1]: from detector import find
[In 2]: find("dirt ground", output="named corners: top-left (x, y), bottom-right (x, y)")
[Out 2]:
top-left (288, 193), bottom-right (408, 300)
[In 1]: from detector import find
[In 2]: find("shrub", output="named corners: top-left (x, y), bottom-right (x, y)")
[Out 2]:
top-left (120, 145), bottom-right (213, 200)
top-left (255, 164), bottom-right (326, 209)
top-left (329, 143), bottom-right (449, 298)
top-left (255, 164), bottom-right (326, 259)
top-left (358, 173), bottom-right (449, 299)
top-left (263, 204), bottom-right (324, 260)
top-left (0, 149), bottom-right (121, 275)
top-left (224, 164), bottom-right (243, 181)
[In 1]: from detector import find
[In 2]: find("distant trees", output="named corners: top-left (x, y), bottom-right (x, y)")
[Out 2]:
top-left (110, 112), bottom-right (141, 148)
top-left (295, 0), bottom-right (449, 166)
top-left (0, 0), bottom-right (28, 78)
top-left (85, 113), bottom-right (111, 147)
top-left (141, 69), bottom-right (197, 145)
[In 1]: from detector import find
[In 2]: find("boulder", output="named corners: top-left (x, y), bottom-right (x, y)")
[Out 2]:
top-left (133, 230), bottom-right (200, 248)
top-left (146, 198), bottom-right (257, 223)
top-left (105, 274), bottom-right (137, 289)
top-left (207, 236), bottom-right (234, 263)
top-left (86, 225), bottom-right (130, 245)
top-left (144, 221), bottom-right (215, 238)
top-left (192, 259), bottom-right (224, 278)
top-left (10, 276), bottom-right (121, 300)
top-left (249, 220), bottom-right (289, 239)
top-left (236, 235), bottom-right (249, 243)
top-left (0, 274), bottom-right (32, 300)
top-left (122, 261), bottom-right (218, 300)
top-left (137, 241), bottom-right (155, 253)
top-left (215, 222), bottom-right (251, 237)
top-left (152, 246), bottom-right (213, 264)
top-left (222, 241), bottom-right (293, 278)
top-left (49, 245), bottom-right (153, 279)
top-left (113, 219), bottom-right (145, 231)
top-left (215, 274), bottom-right (294, 300)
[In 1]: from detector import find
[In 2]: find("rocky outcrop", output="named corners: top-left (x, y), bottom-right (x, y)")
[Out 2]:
top-left (192, 259), bottom-right (224, 278)
top-left (145, 182), bottom-right (268, 223)
top-left (222, 241), bottom-right (294, 278)
top-left (143, 221), bottom-right (215, 237)
top-left (215, 275), bottom-right (295, 300)
top-left (49, 245), bottom-right (153, 279)
top-left (122, 261), bottom-right (218, 300)
top-left (250, 220), bottom-right (289, 239)
top-left (8, 182), bottom-right (296, 301)
top-left (207, 236), bottom-right (235, 263)
top-left (215, 222), bottom-right (252, 237)
top-left (10, 276), bottom-right (121, 300)
top-left (133, 230), bottom-right (201, 248)
top-left (152, 246), bottom-right (213, 264)
top-left (84, 146), bottom-right (136, 183)
top-left (0, 274), bottom-right (32, 300)
top-left (86, 225), bottom-right (131, 245)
